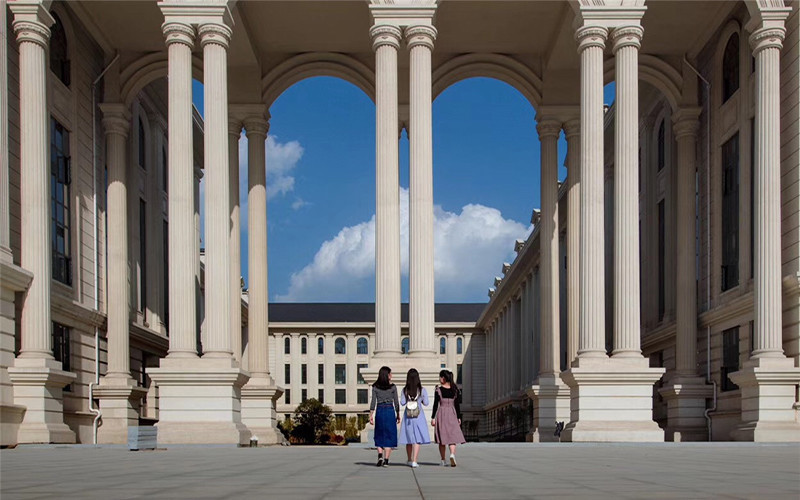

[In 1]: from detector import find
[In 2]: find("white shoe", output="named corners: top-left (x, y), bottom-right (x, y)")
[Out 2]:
top-left (449, 454), bottom-right (457, 467)
top-left (440, 460), bottom-right (448, 467)
top-left (406, 461), bottom-right (412, 466)
top-left (411, 462), bottom-right (419, 468)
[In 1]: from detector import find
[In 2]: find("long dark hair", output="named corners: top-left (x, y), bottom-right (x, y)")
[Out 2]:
top-left (404, 368), bottom-right (422, 399)
top-left (439, 369), bottom-right (454, 387)
top-left (373, 366), bottom-right (393, 390)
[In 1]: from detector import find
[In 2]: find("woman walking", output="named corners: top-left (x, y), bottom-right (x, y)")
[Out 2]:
top-left (369, 366), bottom-right (400, 467)
top-left (431, 369), bottom-right (465, 467)
top-left (399, 368), bottom-right (430, 468)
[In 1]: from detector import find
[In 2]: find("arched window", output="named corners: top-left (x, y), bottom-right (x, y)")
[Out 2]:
top-left (440, 337), bottom-right (446, 355)
top-left (50, 13), bottom-right (70, 86)
top-left (722, 33), bottom-right (740, 103)
top-left (657, 120), bottom-right (665, 172)
top-left (284, 337), bottom-right (290, 354)
top-left (138, 118), bottom-right (147, 170)
top-left (357, 337), bottom-right (368, 355)
top-left (301, 337), bottom-right (307, 354)
top-left (401, 337), bottom-right (410, 354)
top-left (335, 337), bottom-right (346, 354)
top-left (318, 337), bottom-right (324, 354)
top-left (457, 337), bottom-right (463, 355)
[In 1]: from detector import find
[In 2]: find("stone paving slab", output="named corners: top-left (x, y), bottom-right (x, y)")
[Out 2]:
top-left (1, 443), bottom-right (799, 499)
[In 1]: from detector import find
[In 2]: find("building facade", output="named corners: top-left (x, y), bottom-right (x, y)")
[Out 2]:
top-left (0, 0), bottom-right (797, 446)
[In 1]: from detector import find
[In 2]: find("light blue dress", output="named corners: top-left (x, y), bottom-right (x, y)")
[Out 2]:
top-left (399, 387), bottom-right (431, 445)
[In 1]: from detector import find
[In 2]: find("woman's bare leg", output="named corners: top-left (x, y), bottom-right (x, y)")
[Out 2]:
top-left (449, 444), bottom-right (457, 456)
top-left (412, 444), bottom-right (421, 463)
top-left (438, 444), bottom-right (446, 460)
top-left (385, 448), bottom-right (393, 460)
top-left (406, 444), bottom-right (412, 462)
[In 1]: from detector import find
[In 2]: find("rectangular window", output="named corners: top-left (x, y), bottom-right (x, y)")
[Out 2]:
top-left (335, 364), bottom-right (346, 385)
top-left (285, 389), bottom-right (291, 405)
top-left (318, 364), bottom-right (324, 384)
top-left (284, 364), bottom-right (291, 384)
top-left (457, 364), bottom-right (463, 385)
top-left (658, 199), bottom-right (666, 321)
top-left (138, 119), bottom-right (146, 169)
top-left (301, 364), bottom-right (307, 385)
top-left (335, 414), bottom-right (347, 427)
top-left (721, 327), bottom-right (740, 392)
top-left (301, 389), bottom-right (307, 402)
top-left (139, 199), bottom-right (147, 313)
top-left (317, 337), bottom-right (324, 354)
top-left (335, 389), bottom-right (346, 405)
top-left (357, 389), bottom-right (368, 405)
top-left (721, 134), bottom-right (740, 292)
top-left (163, 221), bottom-right (169, 330)
top-left (52, 323), bottom-right (71, 392)
top-left (51, 118), bottom-right (71, 286)
top-left (318, 389), bottom-right (324, 403)
top-left (357, 363), bottom-right (367, 384)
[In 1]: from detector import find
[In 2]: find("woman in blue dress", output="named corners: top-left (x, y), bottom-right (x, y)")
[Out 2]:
top-left (369, 366), bottom-right (400, 467)
top-left (398, 368), bottom-right (430, 468)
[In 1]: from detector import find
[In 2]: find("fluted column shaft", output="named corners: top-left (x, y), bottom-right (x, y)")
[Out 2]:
top-left (229, 117), bottom-right (242, 362)
top-left (611, 26), bottom-right (644, 357)
top-left (163, 22), bottom-right (198, 357)
top-left (14, 10), bottom-right (54, 359)
top-left (0, 4), bottom-right (9, 259)
top-left (564, 119), bottom-right (581, 365)
top-left (200, 23), bottom-right (233, 358)
top-left (576, 26), bottom-right (608, 358)
top-left (371, 25), bottom-right (402, 356)
top-left (407, 25), bottom-right (437, 356)
top-left (101, 105), bottom-right (132, 376)
top-left (673, 112), bottom-right (700, 375)
top-left (751, 26), bottom-right (786, 358)
top-left (245, 117), bottom-right (271, 379)
top-left (538, 120), bottom-right (561, 375)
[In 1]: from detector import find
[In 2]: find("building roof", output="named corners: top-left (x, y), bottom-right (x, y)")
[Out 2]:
top-left (267, 303), bottom-right (485, 323)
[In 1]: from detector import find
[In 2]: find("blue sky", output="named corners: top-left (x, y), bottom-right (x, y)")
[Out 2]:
top-left (192, 78), bottom-right (616, 303)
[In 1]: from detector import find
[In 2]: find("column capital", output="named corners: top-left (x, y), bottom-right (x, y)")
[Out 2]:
top-left (100, 103), bottom-right (132, 138)
top-left (370, 24), bottom-right (402, 51)
top-left (671, 107), bottom-right (701, 139)
top-left (405, 25), bottom-right (437, 50)
top-left (563, 118), bottom-right (581, 139)
top-left (749, 26), bottom-right (786, 54)
top-left (536, 118), bottom-right (562, 140)
top-left (575, 26), bottom-right (608, 52)
top-left (243, 116), bottom-right (270, 138)
top-left (9, 1), bottom-right (55, 48)
top-left (161, 21), bottom-right (195, 48)
top-left (228, 116), bottom-right (242, 138)
top-left (611, 25), bottom-right (644, 53)
top-left (198, 22), bottom-right (232, 49)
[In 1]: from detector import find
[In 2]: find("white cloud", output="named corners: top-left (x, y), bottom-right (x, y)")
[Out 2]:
top-left (291, 198), bottom-right (309, 210)
top-left (276, 188), bottom-right (531, 302)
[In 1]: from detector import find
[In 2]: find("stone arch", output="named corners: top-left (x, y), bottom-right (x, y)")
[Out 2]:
top-left (261, 53), bottom-right (376, 108)
top-left (120, 53), bottom-right (204, 108)
top-left (603, 54), bottom-right (683, 112)
top-left (432, 54), bottom-right (543, 111)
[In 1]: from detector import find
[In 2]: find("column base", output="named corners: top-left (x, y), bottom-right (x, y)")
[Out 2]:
top-left (560, 356), bottom-right (665, 442)
top-left (526, 374), bottom-right (570, 442)
top-left (8, 357), bottom-right (76, 444)
top-left (148, 356), bottom-right (251, 445)
top-left (94, 375), bottom-right (147, 445)
top-left (241, 376), bottom-right (286, 445)
top-left (659, 376), bottom-right (713, 442)
top-left (729, 356), bottom-right (800, 442)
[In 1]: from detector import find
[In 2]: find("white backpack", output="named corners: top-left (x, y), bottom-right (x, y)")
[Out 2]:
top-left (405, 392), bottom-right (420, 418)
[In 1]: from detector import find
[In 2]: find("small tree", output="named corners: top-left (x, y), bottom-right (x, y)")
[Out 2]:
top-left (293, 398), bottom-right (332, 444)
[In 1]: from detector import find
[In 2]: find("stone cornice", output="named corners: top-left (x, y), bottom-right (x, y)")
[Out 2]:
top-left (369, 3), bottom-right (437, 28)
top-left (158, 1), bottom-right (234, 28)
top-left (0, 260), bottom-right (33, 293)
top-left (576, 5), bottom-right (646, 30)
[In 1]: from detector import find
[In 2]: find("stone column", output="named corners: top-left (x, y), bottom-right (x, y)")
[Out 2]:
top-left (0, 3), bottom-right (10, 264)
top-left (407, 25), bottom-right (437, 360)
top-left (659, 109), bottom-right (711, 442)
top-left (371, 25), bottom-right (402, 358)
top-left (564, 119), bottom-right (581, 366)
top-left (6, 2), bottom-right (76, 444)
top-left (228, 116), bottom-right (242, 362)
top-left (730, 17), bottom-right (800, 442)
top-left (200, 22), bottom-right (233, 358)
top-left (163, 21), bottom-right (198, 358)
top-left (561, 22), bottom-right (665, 443)
top-left (611, 26), bottom-right (644, 358)
top-left (94, 104), bottom-right (146, 444)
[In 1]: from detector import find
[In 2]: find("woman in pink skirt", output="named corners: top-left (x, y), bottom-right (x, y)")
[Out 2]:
top-left (431, 369), bottom-right (465, 467)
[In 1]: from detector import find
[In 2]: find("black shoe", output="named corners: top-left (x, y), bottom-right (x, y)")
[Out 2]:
top-left (383, 459), bottom-right (389, 468)
top-left (376, 458), bottom-right (384, 467)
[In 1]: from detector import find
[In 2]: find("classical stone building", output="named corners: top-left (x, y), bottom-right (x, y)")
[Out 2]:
top-left (0, 0), bottom-right (797, 446)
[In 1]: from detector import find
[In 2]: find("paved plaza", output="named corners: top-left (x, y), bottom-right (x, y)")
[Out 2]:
top-left (1, 443), bottom-right (799, 499)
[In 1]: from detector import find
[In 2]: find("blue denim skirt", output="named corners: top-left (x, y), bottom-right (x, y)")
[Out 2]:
top-left (374, 403), bottom-right (397, 448)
